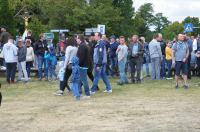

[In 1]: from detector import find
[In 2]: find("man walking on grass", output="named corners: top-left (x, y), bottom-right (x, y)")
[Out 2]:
top-left (172, 34), bottom-right (189, 89)
top-left (90, 32), bottom-right (112, 94)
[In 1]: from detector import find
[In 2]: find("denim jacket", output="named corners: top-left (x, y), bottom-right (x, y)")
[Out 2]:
top-left (93, 40), bottom-right (107, 66)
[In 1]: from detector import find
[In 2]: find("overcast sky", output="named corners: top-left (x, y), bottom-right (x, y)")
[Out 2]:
top-left (133, 0), bottom-right (200, 22)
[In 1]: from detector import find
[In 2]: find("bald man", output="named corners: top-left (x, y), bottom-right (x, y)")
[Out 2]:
top-left (172, 34), bottom-right (189, 89)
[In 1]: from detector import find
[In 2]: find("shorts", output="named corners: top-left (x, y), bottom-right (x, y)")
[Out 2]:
top-left (175, 61), bottom-right (188, 76)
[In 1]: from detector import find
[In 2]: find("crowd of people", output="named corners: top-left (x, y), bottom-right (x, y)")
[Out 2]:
top-left (0, 26), bottom-right (200, 100)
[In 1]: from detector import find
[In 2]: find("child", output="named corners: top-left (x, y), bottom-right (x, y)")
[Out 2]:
top-left (26, 39), bottom-right (34, 78)
top-left (44, 46), bottom-right (57, 81)
top-left (58, 61), bottom-right (65, 91)
top-left (165, 41), bottom-right (173, 79)
top-left (70, 56), bottom-right (80, 100)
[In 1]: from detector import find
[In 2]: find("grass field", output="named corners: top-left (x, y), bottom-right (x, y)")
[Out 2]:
top-left (0, 77), bottom-right (200, 132)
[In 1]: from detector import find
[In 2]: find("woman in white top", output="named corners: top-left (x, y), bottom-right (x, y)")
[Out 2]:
top-left (26, 39), bottom-right (35, 78)
top-left (55, 37), bottom-right (78, 96)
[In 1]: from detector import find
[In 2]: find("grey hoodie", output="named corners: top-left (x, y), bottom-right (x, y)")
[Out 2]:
top-left (149, 39), bottom-right (162, 59)
top-left (2, 42), bottom-right (18, 63)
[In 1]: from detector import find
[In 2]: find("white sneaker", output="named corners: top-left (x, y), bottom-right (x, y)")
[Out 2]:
top-left (81, 95), bottom-right (91, 99)
top-left (54, 90), bottom-right (64, 96)
top-left (103, 90), bottom-right (112, 93)
top-left (90, 91), bottom-right (96, 95)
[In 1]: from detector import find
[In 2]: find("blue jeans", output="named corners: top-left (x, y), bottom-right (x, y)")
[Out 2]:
top-left (118, 60), bottom-right (128, 83)
top-left (145, 63), bottom-right (150, 76)
top-left (151, 57), bottom-right (161, 80)
top-left (38, 55), bottom-right (48, 79)
top-left (166, 60), bottom-right (172, 78)
top-left (70, 82), bottom-right (80, 99)
top-left (79, 68), bottom-right (90, 96)
top-left (161, 58), bottom-right (166, 78)
top-left (91, 64), bottom-right (112, 92)
top-left (48, 65), bottom-right (57, 79)
top-left (110, 57), bottom-right (118, 75)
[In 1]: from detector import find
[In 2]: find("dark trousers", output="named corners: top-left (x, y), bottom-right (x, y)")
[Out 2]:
top-left (26, 61), bottom-right (33, 78)
top-left (197, 57), bottom-right (200, 76)
top-left (166, 60), bottom-right (172, 78)
top-left (129, 58), bottom-right (142, 82)
top-left (187, 55), bottom-right (191, 79)
top-left (160, 58), bottom-right (166, 78)
top-left (6, 62), bottom-right (17, 83)
top-left (60, 68), bottom-right (72, 92)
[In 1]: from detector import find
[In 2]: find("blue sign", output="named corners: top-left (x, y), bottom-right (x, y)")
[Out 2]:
top-left (184, 23), bottom-right (193, 33)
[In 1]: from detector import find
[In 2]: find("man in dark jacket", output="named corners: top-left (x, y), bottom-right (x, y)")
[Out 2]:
top-left (76, 35), bottom-right (90, 97)
top-left (129, 35), bottom-right (144, 83)
top-left (90, 32), bottom-right (112, 94)
top-left (109, 35), bottom-right (119, 76)
top-left (158, 33), bottom-right (166, 79)
top-left (17, 38), bottom-right (28, 82)
top-left (34, 33), bottom-right (48, 80)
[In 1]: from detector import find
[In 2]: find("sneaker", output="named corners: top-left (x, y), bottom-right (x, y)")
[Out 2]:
top-left (166, 77), bottom-right (173, 80)
top-left (103, 90), bottom-right (112, 93)
top-left (184, 85), bottom-right (189, 89)
top-left (81, 95), bottom-right (91, 99)
top-left (54, 90), bottom-right (64, 96)
top-left (90, 91), bottom-right (96, 95)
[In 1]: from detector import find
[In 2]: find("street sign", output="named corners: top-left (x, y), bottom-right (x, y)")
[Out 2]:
top-left (44, 33), bottom-right (54, 40)
top-left (85, 28), bottom-right (97, 36)
top-left (184, 23), bottom-right (193, 33)
top-left (97, 24), bottom-right (105, 35)
top-left (50, 29), bottom-right (69, 33)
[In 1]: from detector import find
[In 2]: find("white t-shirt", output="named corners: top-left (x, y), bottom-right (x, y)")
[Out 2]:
top-left (193, 39), bottom-right (197, 51)
top-left (116, 44), bottom-right (128, 61)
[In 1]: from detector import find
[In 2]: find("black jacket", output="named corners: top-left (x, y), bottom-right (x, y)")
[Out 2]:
top-left (77, 42), bottom-right (90, 68)
top-left (159, 40), bottom-right (166, 56)
top-left (34, 39), bottom-right (47, 56)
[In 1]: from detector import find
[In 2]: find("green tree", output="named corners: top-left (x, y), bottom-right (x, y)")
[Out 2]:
top-left (42, 0), bottom-right (121, 35)
top-left (112, 0), bottom-right (135, 37)
top-left (133, 3), bottom-right (154, 38)
top-left (27, 18), bottom-right (47, 39)
top-left (153, 13), bottom-right (171, 33)
top-left (0, 0), bottom-right (16, 34)
top-left (162, 21), bottom-right (184, 40)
